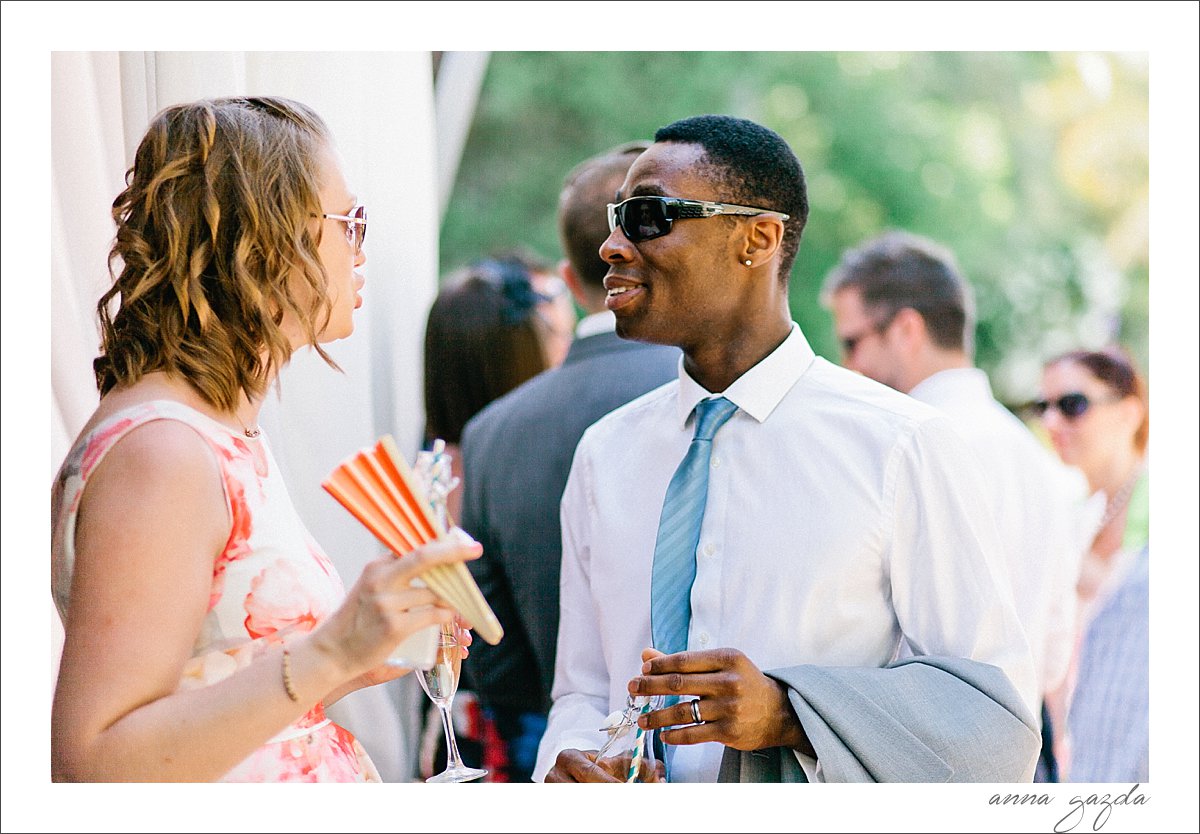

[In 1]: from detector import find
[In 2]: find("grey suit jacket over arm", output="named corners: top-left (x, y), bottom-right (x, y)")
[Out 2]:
top-left (718, 656), bottom-right (1040, 783)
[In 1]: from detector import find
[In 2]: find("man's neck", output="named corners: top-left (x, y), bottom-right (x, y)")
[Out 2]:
top-left (682, 316), bottom-right (793, 393)
top-left (902, 349), bottom-right (971, 394)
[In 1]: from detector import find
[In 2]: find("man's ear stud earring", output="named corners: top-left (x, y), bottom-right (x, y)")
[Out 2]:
top-left (744, 259), bottom-right (752, 266)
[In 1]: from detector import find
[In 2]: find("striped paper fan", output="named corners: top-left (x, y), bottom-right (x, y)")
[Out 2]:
top-left (322, 435), bottom-right (504, 645)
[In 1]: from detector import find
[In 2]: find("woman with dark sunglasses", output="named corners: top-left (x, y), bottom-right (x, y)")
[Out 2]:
top-left (50, 97), bottom-right (481, 782)
top-left (1037, 346), bottom-right (1148, 782)
top-left (1038, 347), bottom-right (1148, 610)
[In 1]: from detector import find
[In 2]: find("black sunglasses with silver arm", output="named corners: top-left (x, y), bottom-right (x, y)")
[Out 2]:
top-left (607, 195), bottom-right (789, 243)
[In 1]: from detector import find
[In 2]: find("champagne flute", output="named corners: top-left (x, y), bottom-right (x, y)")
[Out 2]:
top-left (412, 440), bottom-right (485, 781)
top-left (596, 694), bottom-right (664, 782)
top-left (415, 628), bottom-right (487, 782)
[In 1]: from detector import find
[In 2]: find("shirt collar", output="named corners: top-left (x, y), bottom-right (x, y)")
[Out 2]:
top-left (574, 310), bottom-right (616, 340)
top-left (675, 322), bottom-right (816, 428)
top-left (908, 367), bottom-right (992, 409)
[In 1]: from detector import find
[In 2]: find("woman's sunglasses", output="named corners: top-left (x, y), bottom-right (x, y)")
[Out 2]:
top-left (1032, 392), bottom-right (1118, 420)
top-left (606, 195), bottom-right (789, 243)
top-left (322, 204), bottom-right (368, 254)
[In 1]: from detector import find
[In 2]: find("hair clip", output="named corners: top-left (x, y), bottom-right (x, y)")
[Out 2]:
top-left (477, 259), bottom-right (550, 325)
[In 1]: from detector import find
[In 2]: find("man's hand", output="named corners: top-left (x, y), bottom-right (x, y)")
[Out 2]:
top-left (543, 748), bottom-right (664, 783)
top-left (629, 647), bottom-right (813, 756)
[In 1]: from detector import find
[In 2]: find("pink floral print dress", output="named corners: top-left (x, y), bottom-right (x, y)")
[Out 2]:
top-left (51, 400), bottom-right (381, 782)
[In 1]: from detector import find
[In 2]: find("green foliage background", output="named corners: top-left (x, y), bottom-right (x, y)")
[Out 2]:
top-left (441, 52), bottom-right (1148, 402)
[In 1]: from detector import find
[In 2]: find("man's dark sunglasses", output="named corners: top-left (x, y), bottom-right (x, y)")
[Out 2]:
top-left (1031, 392), bottom-right (1117, 420)
top-left (606, 195), bottom-right (789, 244)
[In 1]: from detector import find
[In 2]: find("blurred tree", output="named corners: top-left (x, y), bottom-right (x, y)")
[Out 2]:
top-left (441, 52), bottom-right (1147, 401)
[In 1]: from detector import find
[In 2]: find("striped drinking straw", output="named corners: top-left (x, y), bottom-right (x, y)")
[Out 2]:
top-left (625, 700), bottom-right (654, 782)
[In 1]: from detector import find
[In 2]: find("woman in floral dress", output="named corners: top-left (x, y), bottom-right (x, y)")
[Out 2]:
top-left (50, 96), bottom-right (479, 781)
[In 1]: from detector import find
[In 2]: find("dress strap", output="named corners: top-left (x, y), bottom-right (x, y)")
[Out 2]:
top-left (52, 400), bottom-right (248, 618)
top-left (72, 399), bottom-right (248, 483)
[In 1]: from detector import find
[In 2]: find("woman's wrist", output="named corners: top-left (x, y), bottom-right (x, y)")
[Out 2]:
top-left (284, 633), bottom-right (352, 706)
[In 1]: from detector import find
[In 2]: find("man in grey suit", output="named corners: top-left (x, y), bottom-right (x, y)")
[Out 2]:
top-left (458, 141), bottom-right (680, 782)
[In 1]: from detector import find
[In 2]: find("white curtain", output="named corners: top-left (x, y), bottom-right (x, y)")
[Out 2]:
top-left (49, 50), bottom-right (441, 782)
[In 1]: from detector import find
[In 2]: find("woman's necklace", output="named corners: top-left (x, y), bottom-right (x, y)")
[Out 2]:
top-left (234, 405), bottom-right (261, 439)
top-left (1096, 464), bottom-right (1143, 533)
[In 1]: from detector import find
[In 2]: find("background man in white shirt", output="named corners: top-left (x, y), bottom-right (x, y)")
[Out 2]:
top-left (536, 115), bottom-right (1040, 783)
top-left (821, 230), bottom-right (1089, 780)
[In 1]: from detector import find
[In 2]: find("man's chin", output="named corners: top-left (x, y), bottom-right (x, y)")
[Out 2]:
top-left (614, 316), bottom-right (672, 348)
top-left (613, 314), bottom-right (647, 343)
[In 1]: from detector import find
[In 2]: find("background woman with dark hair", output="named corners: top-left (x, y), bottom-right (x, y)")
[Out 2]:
top-left (1037, 346), bottom-right (1149, 782)
top-left (422, 257), bottom-right (553, 524)
top-left (418, 256), bottom-right (553, 778)
top-left (1038, 347), bottom-right (1149, 609)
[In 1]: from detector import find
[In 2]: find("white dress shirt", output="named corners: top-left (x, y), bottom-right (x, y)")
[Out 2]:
top-left (908, 368), bottom-right (1089, 694)
top-left (534, 324), bottom-right (1037, 783)
top-left (574, 309), bottom-right (618, 340)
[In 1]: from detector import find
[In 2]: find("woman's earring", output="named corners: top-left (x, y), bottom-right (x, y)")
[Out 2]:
top-left (744, 259), bottom-right (752, 266)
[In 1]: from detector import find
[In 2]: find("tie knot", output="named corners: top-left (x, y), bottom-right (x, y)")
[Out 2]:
top-left (692, 397), bottom-right (738, 441)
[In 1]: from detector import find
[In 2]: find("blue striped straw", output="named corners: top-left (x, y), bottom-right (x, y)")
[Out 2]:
top-left (626, 701), bottom-right (654, 782)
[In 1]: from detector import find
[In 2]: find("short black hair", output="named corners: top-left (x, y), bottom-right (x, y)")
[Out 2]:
top-left (821, 230), bottom-right (974, 353)
top-left (654, 115), bottom-right (808, 280)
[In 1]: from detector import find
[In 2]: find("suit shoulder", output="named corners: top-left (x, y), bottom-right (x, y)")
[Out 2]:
top-left (461, 365), bottom-right (558, 445)
top-left (463, 341), bottom-right (677, 450)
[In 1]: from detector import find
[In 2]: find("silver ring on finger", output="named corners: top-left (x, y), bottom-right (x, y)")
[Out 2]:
top-left (690, 698), bottom-right (703, 725)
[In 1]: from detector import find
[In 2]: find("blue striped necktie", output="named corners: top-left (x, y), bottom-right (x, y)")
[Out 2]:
top-left (651, 396), bottom-right (739, 657)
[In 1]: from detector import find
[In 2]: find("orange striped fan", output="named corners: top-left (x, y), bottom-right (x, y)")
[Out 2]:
top-left (322, 436), bottom-right (504, 645)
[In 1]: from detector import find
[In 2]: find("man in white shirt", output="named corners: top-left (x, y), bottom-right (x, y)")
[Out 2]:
top-left (821, 230), bottom-right (1089, 780)
top-left (459, 142), bottom-right (678, 781)
top-left (535, 115), bottom-right (1040, 783)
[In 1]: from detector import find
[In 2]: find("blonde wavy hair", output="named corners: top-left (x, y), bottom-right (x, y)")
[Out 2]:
top-left (94, 96), bottom-right (339, 410)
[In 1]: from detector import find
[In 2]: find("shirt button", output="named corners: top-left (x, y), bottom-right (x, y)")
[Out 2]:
top-left (698, 632), bottom-right (710, 646)
top-left (711, 456), bottom-right (721, 468)
top-left (703, 543), bottom-right (716, 557)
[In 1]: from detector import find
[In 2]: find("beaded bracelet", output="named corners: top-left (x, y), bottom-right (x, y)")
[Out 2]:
top-left (281, 648), bottom-right (300, 703)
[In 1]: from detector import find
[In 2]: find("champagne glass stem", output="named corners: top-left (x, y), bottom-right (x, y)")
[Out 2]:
top-left (595, 731), bottom-right (622, 761)
top-left (419, 632), bottom-right (486, 782)
top-left (438, 702), bottom-right (469, 772)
